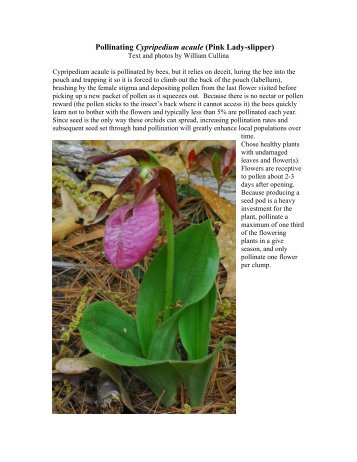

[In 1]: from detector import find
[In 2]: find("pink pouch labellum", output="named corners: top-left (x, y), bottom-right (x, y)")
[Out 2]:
top-left (104, 195), bottom-right (159, 269)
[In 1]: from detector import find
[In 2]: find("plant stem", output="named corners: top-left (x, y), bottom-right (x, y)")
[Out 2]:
top-left (163, 202), bottom-right (174, 321)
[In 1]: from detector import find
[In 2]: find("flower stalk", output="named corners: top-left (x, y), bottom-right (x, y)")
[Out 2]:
top-left (163, 201), bottom-right (174, 321)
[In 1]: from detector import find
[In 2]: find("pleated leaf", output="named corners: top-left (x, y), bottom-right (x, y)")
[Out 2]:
top-left (79, 300), bottom-right (222, 367)
top-left (79, 301), bottom-right (152, 367)
top-left (78, 301), bottom-right (231, 406)
top-left (178, 283), bottom-right (217, 360)
top-left (136, 221), bottom-right (219, 358)
top-left (147, 284), bottom-right (215, 361)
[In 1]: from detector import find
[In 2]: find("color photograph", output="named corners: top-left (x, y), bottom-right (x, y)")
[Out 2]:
top-left (52, 140), bottom-right (236, 414)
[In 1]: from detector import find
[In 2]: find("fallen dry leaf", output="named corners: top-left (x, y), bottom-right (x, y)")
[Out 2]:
top-left (66, 227), bottom-right (105, 247)
top-left (56, 356), bottom-right (91, 374)
top-left (53, 186), bottom-right (80, 223)
top-left (191, 184), bottom-right (235, 222)
top-left (191, 185), bottom-right (236, 298)
top-left (52, 345), bottom-right (74, 370)
top-left (106, 140), bottom-right (130, 151)
top-left (56, 353), bottom-right (135, 412)
top-left (52, 216), bottom-right (83, 242)
top-left (53, 186), bottom-right (104, 242)
top-left (156, 153), bottom-right (186, 176)
top-left (52, 186), bottom-right (83, 242)
top-left (87, 184), bottom-right (116, 198)
top-left (83, 140), bottom-right (109, 151)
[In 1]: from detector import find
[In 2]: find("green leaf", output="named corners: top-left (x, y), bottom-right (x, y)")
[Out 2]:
top-left (79, 299), bottom-right (231, 406)
top-left (172, 348), bottom-right (219, 406)
top-left (146, 149), bottom-right (160, 166)
top-left (147, 308), bottom-right (180, 360)
top-left (134, 341), bottom-right (227, 407)
top-left (131, 363), bottom-right (181, 407)
top-left (172, 336), bottom-right (234, 406)
top-left (134, 340), bottom-right (223, 407)
top-left (177, 183), bottom-right (202, 199)
top-left (136, 221), bottom-right (219, 358)
top-left (212, 151), bottom-right (221, 181)
top-left (178, 283), bottom-right (217, 360)
top-left (174, 337), bottom-right (235, 406)
top-left (79, 300), bottom-right (220, 366)
top-left (147, 283), bottom-right (215, 361)
top-left (79, 301), bottom-right (152, 367)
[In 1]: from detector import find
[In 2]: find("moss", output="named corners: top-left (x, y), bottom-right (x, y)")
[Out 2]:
top-left (52, 164), bottom-right (101, 209)
top-left (182, 403), bottom-right (192, 414)
top-left (220, 397), bottom-right (236, 414)
top-left (53, 379), bottom-right (72, 408)
top-left (213, 299), bottom-right (235, 322)
top-left (61, 286), bottom-right (92, 342)
top-left (63, 379), bottom-right (72, 396)
top-left (219, 299), bottom-right (233, 317)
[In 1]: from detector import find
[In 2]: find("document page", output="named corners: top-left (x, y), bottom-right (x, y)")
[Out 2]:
top-left (3, 1), bottom-right (356, 461)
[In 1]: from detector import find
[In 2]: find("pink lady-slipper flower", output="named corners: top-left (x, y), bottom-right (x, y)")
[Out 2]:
top-left (88, 149), bottom-right (179, 270)
top-left (104, 194), bottom-right (159, 269)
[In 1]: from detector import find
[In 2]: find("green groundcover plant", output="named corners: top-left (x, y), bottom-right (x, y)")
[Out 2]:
top-left (77, 149), bottom-right (230, 407)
